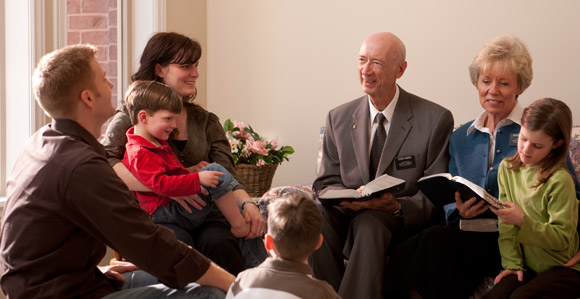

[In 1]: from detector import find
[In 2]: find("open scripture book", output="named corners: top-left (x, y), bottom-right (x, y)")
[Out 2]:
top-left (318, 174), bottom-right (405, 205)
top-left (416, 173), bottom-right (503, 209)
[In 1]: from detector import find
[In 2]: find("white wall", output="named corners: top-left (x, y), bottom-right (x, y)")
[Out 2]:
top-left (205, 0), bottom-right (580, 188)
top-left (165, 0), bottom-right (207, 108)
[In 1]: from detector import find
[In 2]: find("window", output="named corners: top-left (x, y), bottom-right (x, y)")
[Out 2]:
top-left (0, 0), bottom-right (5, 197)
top-left (1, 0), bottom-right (164, 198)
top-left (67, 0), bottom-right (120, 134)
top-left (1, 0), bottom-right (47, 198)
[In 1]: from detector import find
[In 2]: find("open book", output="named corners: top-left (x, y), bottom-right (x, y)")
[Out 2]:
top-left (416, 173), bottom-right (503, 209)
top-left (318, 174), bottom-right (405, 205)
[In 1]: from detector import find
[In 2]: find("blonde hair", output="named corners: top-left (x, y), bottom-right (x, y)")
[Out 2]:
top-left (32, 44), bottom-right (97, 118)
top-left (124, 80), bottom-right (183, 125)
top-left (506, 98), bottom-right (572, 187)
top-left (267, 195), bottom-right (322, 262)
top-left (468, 35), bottom-right (533, 95)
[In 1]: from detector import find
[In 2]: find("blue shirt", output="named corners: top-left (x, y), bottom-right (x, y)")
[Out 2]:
top-left (445, 121), bottom-right (521, 224)
top-left (445, 120), bottom-right (580, 225)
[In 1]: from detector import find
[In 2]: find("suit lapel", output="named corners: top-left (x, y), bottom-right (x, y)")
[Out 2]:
top-left (350, 97), bottom-right (372, 183)
top-left (377, 87), bottom-right (413, 176)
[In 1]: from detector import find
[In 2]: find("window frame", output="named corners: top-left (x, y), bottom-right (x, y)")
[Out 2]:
top-left (1, 0), bottom-right (166, 198)
top-left (0, 0), bottom-right (68, 198)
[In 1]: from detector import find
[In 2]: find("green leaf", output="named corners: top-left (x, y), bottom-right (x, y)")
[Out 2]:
top-left (223, 119), bottom-right (234, 131)
top-left (281, 146), bottom-right (294, 154)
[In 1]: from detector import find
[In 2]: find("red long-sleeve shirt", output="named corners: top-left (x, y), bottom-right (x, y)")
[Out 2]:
top-left (122, 127), bottom-right (201, 215)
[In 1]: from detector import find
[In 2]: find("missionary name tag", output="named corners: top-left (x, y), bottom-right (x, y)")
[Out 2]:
top-left (509, 133), bottom-right (519, 147)
top-left (395, 156), bottom-right (416, 170)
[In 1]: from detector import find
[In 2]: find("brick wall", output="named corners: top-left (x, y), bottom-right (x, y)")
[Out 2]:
top-left (67, 0), bottom-right (118, 109)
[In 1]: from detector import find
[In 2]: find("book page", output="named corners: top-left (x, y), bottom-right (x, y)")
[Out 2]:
top-left (319, 188), bottom-right (362, 199)
top-left (452, 176), bottom-right (486, 198)
top-left (361, 174), bottom-right (405, 196)
top-left (452, 176), bottom-right (502, 209)
top-left (417, 173), bottom-right (453, 182)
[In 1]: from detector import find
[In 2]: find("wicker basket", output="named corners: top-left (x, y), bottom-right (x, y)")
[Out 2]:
top-left (235, 163), bottom-right (278, 197)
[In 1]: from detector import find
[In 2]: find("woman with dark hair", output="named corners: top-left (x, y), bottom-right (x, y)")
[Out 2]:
top-left (102, 32), bottom-right (267, 275)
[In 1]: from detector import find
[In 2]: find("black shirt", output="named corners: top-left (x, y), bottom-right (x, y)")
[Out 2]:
top-left (0, 119), bottom-right (210, 298)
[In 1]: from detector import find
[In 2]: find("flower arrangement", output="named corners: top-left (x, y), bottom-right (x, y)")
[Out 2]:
top-left (224, 119), bottom-right (294, 167)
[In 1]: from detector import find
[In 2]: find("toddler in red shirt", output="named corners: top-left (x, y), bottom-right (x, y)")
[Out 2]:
top-left (122, 80), bottom-right (249, 238)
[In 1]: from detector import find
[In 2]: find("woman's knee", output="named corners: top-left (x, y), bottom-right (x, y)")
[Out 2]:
top-left (158, 223), bottom-right (194, 246)
top-left (196, 223), bottom-right (244, 274)
top-left (194, 222), bottom-right (243, 260)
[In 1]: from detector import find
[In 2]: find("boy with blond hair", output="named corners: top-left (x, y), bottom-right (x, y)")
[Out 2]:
top-left (122, 80), bottom-right (249, 238)
top-left (226, 195), bottom-right (340, 298)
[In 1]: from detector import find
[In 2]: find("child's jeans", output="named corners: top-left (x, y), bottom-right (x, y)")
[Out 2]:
top-left (151, 163), bottom-right (238, 231)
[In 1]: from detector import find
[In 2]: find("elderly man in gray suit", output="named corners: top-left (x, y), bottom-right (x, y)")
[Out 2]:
top-left (309, 32), bottom-right (454, 299)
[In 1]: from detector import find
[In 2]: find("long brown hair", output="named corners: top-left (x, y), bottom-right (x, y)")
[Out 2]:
top-left (505, 97), bottom-right (572, 187)
top-left (131, 32), bottom-right (201, 102)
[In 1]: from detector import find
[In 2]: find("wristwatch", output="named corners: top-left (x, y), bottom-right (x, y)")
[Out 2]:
top-left (241, 200), bottom-right (257, 210)
top-left (393, 201), bottom-right (403, 217)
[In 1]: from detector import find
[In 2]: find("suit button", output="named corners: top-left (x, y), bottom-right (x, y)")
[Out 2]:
top-left (496, 150), bottom-right (501, 154)
top-left (489, 167), bottom-right (495, 171)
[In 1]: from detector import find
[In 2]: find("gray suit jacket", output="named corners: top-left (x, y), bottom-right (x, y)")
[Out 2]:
top-left (314, 86), bottom-right (454, 231)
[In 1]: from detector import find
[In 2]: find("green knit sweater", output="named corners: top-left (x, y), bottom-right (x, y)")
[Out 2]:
top-left (497, 161), bottom-right (580, 274)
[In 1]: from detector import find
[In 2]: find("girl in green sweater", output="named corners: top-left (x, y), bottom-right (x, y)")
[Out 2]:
top-left (484, 98), bottom-right (580, 298)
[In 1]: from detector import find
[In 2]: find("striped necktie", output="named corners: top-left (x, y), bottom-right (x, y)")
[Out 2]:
top-left (369, 113), bottom-right (386, 180)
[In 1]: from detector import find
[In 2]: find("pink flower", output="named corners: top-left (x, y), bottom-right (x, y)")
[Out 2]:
top-left (246, 140), bottom-right (270, 156)
top-left (256, 160), bottom-right (267, 167)
top-left (232, 121), bottom-right (245, 129)
top-left (269, 140), bottom-right (278, 150)
top-left (235, 131), bottom-right (251, 141)
top-left (232, 121), bottom-right (250, 141)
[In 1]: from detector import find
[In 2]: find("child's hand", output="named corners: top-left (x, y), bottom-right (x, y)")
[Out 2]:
top-left (494, 269), bottom-right (523, 285)
top-left (198, 171), bottom-right (224, 188)
top-left (490, 201), bottom-right (524, 227)
top-left (170, 194), bottom-right (207, 213)
top-left (564, 250), bottom-right (580, 267)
